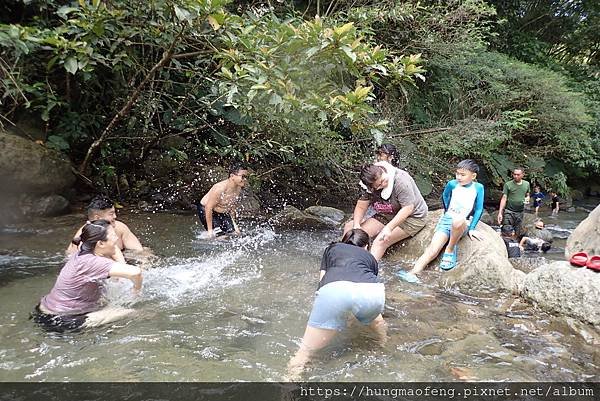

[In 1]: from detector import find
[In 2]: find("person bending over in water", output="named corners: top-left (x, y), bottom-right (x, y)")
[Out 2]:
top-left (196, 162), bottom-right (249, 238)
top-left (33, 220), bottom-right (142, 332)
top-left (287, 229), bottom-right (386, 379)
top-left (408, 160), bottom-right (484, 278)
top-left (67, 196), bottom-right (147, 263)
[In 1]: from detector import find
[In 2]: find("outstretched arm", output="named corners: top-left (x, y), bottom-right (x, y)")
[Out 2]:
top-left (109, 263), bottom-right (143, 292)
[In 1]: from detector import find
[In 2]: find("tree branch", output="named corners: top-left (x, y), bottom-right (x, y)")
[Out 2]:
top-left (78, 28), bottom-right (184, 173)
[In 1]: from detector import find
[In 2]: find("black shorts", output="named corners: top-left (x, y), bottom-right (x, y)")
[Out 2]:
top-left (196, 204), bottom-right (235, 236)
top-left (30, 304), bottom-right (88, 333)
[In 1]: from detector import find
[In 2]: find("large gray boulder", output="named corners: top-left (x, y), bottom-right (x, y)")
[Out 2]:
top-left (304, 206), bottom-right (345, 226)
top-left (0, 132), bottom-right (75, 222)
top-left (237, 189), bottom-right (262, 218)
top-left (0, 131), bottom-right (75, 195)
top-left (521, 262), bottom-right (600, 325)
top-left (565, 204), bottom-right (600, 258)
top-left (387, 209), bottom-right (525, 293)
top-left (270, 205), bottom-right (344, 229)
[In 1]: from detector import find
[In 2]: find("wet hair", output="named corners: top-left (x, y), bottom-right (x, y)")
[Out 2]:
top-left (501, 225), bottom-right (514, 235)
top-left (360, 164), bottom-right (384, 190)
top-left (377, 143), bottom-right (399, 166)
top-left (541, 242), bottom-right (551, 253)
top-left (71, 219), bottom-right (111, 256)
top-left (341, 228), bottom-right (370, 248)
top-left (456, 159), bottom-right (479, 174)
top-left (229, 161), bottom-right (249, 177)
top-left (86, 195), bottom-right (114, 218)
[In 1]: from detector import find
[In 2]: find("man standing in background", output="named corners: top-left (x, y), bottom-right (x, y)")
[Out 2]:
top-left (497, 168), bottom-right (530, 237)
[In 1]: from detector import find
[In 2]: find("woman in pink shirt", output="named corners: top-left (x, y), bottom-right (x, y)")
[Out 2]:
top-left (32, 220), bottom-right (142, 332)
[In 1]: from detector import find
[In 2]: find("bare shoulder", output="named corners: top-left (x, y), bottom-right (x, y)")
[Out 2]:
top-left (209, 180), bottom-right (228, 194)
top-left (114, 220), bottom-right (132, 234)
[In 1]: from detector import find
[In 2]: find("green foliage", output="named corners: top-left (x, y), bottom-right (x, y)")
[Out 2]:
top-left (0, 0), bottom-right (598, 202)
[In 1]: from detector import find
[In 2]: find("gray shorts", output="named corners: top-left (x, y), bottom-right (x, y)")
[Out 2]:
top-left (502, 209), bottom-right (524, 234)
top-left (308, 281), bottom-right (385, 331)
top-left (372, 214), bottom-right (427, 237)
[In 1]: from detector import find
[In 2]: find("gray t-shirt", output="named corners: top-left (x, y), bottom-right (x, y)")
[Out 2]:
top-left (359, 168), bottom-right (428, 219)
top-left (41, 253), bottom-right (115, 315)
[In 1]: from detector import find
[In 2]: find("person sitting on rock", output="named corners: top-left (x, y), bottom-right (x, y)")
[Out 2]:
top-left (409, 160), bottom-right (484, 276)
top-left (364, 143), bottom-right (401, 221)
top-left (500, 225), bottom-right (521, 258)
top-left (519, 236), bottom-right (551, 253)
top-left (195, 161), bottom-right (249, 238)
top-left (343, 161), bottom-right (428, 261)
top-left (287, 229), bottom-right (386, 379)
top-left (67, 196), bottom-right (146, 263)
top-left (34, 220), bottom-right (142, 332)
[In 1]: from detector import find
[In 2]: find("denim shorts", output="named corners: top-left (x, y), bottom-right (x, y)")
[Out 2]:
top-left (307, 281), bottom-right (385, 331)
top-left (435, 213), bottom-right (469, 238)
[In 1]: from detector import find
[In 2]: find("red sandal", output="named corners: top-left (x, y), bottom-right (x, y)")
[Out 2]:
top-left (586, 255), bottom-right (600, 272)
top-left (569, 252), bottom-right (588, 267)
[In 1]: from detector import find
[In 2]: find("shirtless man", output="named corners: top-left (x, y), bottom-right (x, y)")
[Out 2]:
top-left (197, 162), bottom-right (249, 238)
top-left (67, 196), bottom-right (144, 262)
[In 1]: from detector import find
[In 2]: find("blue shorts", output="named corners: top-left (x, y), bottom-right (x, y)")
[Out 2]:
top-left (435, 213), bottom-right (469, 238)
top-left (307, 281), bottom-right (385, 331)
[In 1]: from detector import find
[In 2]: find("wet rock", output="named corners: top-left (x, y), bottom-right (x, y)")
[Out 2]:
top-left (304, 206), bottom-right (345, 225)
top-left (387, 209), bottom-right (525, 294)
top-left (521, 215), bottom-right (553, 243)
top-left (118, 174), bottom-right (130, 193)
top-left (0, 131), bottom-right (75, 195)
top-left (237, 189), bottom-right (262, 218)
top-left (565, 204), bottom-right (600, 258)
top-left (142, 150), bottom-right (180, 179)
top-left (510, 257), bottom-right (548, 274)
top-left (521, 261), bottom-right (600, 325)
top-left (270, 205), bottom-right (333, 229)
top-left (33, 194), bottom-right (70, 217)
top-left (567, 206), bottom-right (576, 213)
top-left (566, 318), bottom-right (600, 345)
top-left (479, 209), bottom-right (495, 226)
top-left (570, 189), bottom-right (584, 201)
top-left (137, 200), bottom-right (153, 212)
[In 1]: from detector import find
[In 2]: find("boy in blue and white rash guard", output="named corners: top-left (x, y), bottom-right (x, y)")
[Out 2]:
top-left (409, 160), bottom-right (484, 276)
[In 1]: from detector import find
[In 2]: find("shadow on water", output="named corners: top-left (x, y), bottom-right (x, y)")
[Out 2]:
top-left (0, 204), bottom-right (599, 381)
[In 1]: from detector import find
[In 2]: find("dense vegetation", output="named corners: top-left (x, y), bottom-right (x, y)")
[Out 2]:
top-left (1, 0), bottom-right (598, 207)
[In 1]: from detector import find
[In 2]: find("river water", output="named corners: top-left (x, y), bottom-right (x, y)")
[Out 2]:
top-left (0, 201), bottom-right (599, 382)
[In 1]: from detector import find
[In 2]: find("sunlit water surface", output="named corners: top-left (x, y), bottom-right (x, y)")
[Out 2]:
top-left (0, 202), bottom-right (599, 381)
